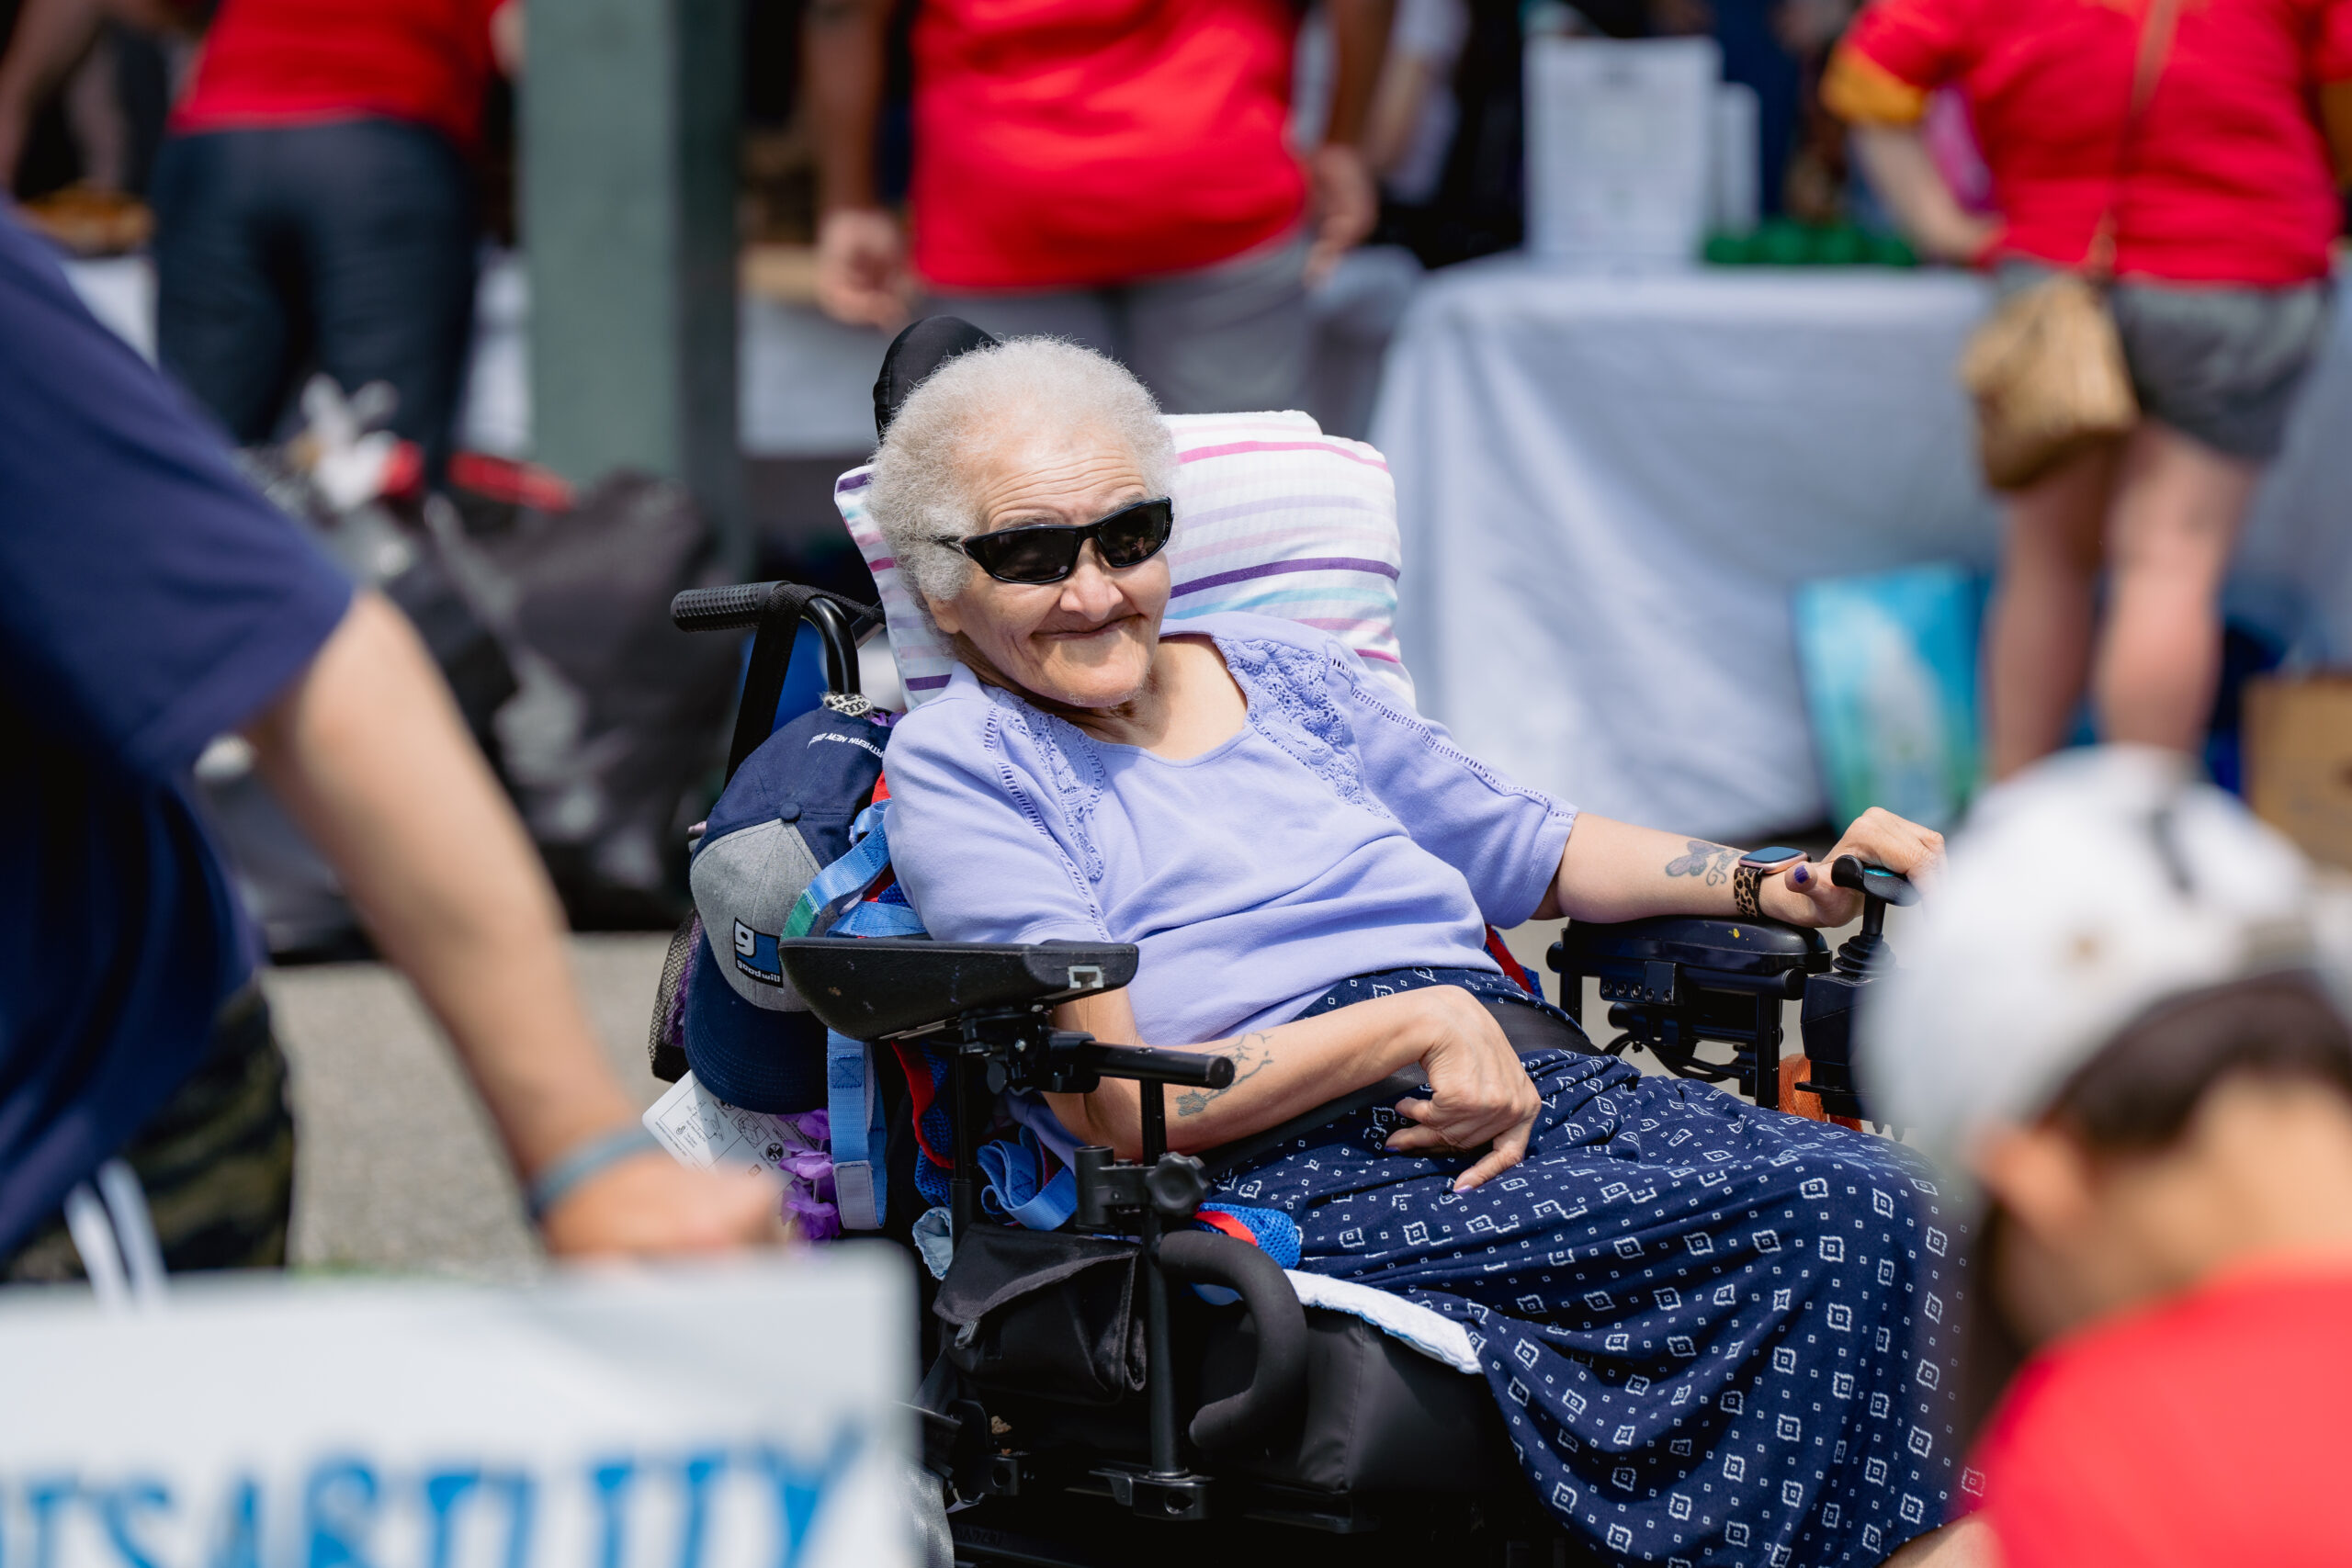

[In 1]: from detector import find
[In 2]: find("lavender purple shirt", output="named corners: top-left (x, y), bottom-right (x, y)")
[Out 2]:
top-left (883, 613), bottom-right (1577, 1045)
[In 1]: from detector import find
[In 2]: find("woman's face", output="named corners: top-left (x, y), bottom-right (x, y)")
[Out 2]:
top-left (927, 427), bottom-right (1170, 708)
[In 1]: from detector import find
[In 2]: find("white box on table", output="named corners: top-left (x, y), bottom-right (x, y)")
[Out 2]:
top-left (1524, 36), bottom-right (1721, 265)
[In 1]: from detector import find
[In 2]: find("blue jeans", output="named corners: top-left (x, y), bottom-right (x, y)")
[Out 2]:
top-left (152, 118), bottom-right (477, 475)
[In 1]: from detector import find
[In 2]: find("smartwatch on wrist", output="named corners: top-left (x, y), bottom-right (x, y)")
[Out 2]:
top-left (1734, 846), bottom-right (1807, 919)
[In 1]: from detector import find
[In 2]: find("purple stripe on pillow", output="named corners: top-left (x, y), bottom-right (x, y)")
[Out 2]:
top-left (1170, 557), bottom-right (1402, 598)
top-left (1178, 439), bottom-right (1389, 472)
top-left (870, 558), bottom-right (897, 572)
top-left (837, 472), bottom-right (873, 493)
top-left (907, 673), bottom-right (953, 690)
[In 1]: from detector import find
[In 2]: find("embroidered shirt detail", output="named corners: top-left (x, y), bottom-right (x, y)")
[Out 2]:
top-left (1221, 636), bottom-right (1391, 818)
top-left (978, 699), bottom-right (1113, 928)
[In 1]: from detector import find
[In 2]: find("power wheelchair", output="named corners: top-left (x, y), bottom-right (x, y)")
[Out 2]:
top-left (658, 581), bottom-right (1919, 1568)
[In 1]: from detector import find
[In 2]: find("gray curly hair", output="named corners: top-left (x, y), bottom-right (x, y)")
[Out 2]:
top-left (865, 337), bottom-right (1179, 608)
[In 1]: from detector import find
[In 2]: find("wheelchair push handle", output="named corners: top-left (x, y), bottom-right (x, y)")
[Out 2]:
top-left (670, 581), bottom-right (777, 632)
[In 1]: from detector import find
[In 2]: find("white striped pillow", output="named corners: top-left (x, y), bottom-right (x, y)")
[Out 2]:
top-left (835, 410), bottom-right (1413, 706)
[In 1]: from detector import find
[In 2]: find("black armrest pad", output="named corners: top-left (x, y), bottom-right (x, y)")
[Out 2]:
top-left (777, 938), bottom-right (1139, 1039)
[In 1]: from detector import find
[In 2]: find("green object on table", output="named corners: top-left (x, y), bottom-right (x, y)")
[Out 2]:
top-left (1702, 231), bottom-right (1754, 265)
top-left (1701, 220), bottom-right (1923, 267)
top-left (1755, 220), bottom-right (1812, 265)
top-left (1814, 224), bottom-right (1867, 265)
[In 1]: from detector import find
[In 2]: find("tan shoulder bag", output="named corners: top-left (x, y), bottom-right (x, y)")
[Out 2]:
top-left (1957, 0), bottom-right (2184, 491)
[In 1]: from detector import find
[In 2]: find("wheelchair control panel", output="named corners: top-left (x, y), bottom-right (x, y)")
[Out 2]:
top-left (1550, 854), bottom-right (1914, 1119)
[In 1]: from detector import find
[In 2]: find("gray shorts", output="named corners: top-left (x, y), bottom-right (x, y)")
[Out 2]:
top-left (1996, 262), bottom-right (2334, 461)
top-left (924, 232), bottom-right (1312, 415)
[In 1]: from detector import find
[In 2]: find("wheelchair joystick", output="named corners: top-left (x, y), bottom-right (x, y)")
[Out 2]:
top-left (1794, 855), bottom-right (1917, 1119)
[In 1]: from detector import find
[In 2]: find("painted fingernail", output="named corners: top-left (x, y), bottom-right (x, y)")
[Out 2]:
top-left (1792, 864), bottom-right (1810, 886)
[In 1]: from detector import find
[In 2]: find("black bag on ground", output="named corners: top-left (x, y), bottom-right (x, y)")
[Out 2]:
top-left (475, 471), bottom-right (742, 927)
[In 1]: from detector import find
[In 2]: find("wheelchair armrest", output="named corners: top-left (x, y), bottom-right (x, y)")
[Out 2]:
top-left (778, 937), bottom-right (1139, 1040)
top-left (1158, 1229), bottom-right (1308, 1451)
top-left (1550, 914), bottom-right (1828, 1002)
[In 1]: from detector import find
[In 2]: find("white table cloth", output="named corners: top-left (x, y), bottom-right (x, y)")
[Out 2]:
top-left (1374, 257), bottom-right (2352, 840)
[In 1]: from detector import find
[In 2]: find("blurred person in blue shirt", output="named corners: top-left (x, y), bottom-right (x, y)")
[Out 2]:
top-left (0, 211), bottom-right (778, 1278)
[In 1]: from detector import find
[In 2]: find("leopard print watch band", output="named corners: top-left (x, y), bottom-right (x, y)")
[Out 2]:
top-left (1734, 860), bottom-right (1767, 919)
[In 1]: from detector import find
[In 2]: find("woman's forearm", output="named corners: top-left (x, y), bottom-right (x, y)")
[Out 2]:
top-left (1537, 814), bottom-right (1747, 924)
top-left (1046, 988), bottom-right (1435, 1157)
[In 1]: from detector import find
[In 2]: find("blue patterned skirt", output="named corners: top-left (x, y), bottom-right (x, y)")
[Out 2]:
top-left (1216, 968), bottom-right (1967, 1566)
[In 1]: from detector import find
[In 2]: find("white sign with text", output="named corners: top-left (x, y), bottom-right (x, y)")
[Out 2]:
top-left (0, 1256), bottom-right (911, 1568)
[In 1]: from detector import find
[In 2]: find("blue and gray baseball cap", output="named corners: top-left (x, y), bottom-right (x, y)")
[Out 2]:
top-left (683, 703), bottom-right (889, 1111)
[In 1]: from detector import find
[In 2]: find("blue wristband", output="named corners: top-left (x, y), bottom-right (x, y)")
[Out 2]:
top-left (526, 1124), bottom-right (662, 1224)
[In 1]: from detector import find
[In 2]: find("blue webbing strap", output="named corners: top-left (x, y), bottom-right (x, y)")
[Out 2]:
top-left (824, 1028), bottom-right (888, 1230)
top-left (786, 804), bottom-right (896, 938)
top-left (813, 804), bottom-right (923, 1230)
top-left (976, 1129), bottom-right (1078, 1231)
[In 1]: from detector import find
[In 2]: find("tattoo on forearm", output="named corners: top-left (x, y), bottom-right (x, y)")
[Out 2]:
top-left (1175, 1031), bottom-right (1273, 1117)
top-left (1664, 840), bottom-right (1738, 887)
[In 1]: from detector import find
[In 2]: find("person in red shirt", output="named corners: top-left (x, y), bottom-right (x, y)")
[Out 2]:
top-left (1861, 746), bottom-right (2352, 1568)
top-left (1824, 0), bottom-right (2352, 781)
top-left (0, 0), bottom-right (520, 475)
top-left (804, 0), bottom-right (1393, 414)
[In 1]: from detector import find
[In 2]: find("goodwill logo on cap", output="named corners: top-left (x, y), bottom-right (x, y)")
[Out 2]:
top-left (1856, 746), bottom-right (2347, 1183)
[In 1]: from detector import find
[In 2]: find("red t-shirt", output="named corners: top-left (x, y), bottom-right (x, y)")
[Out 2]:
top-left (172, 0), bottom-right (506, 151)
top-left (1835, 0), bottom-right (2352, 285)
top-left (1967, 1267), bottom-right (2352, 1567)
top-left (909, 0), bottom-right (1307, 291)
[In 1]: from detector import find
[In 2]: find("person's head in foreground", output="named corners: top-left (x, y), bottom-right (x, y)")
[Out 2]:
top-left (1862, 745), bottom-right (2352, 1567)
top-left (868, 333), bottom-right (1978, 1566)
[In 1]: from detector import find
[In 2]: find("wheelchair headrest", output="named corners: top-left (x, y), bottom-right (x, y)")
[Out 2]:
top-left (837, 408), bottom-right (1411, 708)
top-left (873, 316), bottom-right (998, 440)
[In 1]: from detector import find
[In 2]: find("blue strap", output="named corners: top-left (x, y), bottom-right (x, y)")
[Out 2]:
top-left (832, 898), bottom-right (926, 938)
top-left (976, 1128), bottom-right (1078, 1231)
top-left (786, 804), bottom-right (895, 938)
top-left (811, 801), bottom-right (924, 1230)
top-left (827, 1029), bottom-right (888, 1230)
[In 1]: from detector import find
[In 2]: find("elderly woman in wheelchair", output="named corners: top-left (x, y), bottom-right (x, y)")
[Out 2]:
top-left (867, 337), bottom-right (1966, 1565)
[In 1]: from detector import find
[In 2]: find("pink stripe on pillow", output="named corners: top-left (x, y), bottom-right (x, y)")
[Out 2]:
top-left (1178, 439), bottom-right (1390, 472)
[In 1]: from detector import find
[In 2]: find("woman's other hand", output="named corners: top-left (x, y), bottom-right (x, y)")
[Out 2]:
top-left (1385, 987), bottom-right (1544, 1192)
top-left (1761, 807), bottom-right (1946, 927)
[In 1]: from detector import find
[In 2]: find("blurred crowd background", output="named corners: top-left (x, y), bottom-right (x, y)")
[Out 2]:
top-left (6, 0), bottom-right (2352, 954)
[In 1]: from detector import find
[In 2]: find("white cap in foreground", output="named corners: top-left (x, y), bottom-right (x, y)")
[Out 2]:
top-left (1857, 746), bottom-right (2346, 1180)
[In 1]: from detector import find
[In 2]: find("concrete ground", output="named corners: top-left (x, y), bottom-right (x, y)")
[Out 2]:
top-left (266, 910), bottom-right (1882, 1275)
top-left (266, 932), bottom-right (672, 1277)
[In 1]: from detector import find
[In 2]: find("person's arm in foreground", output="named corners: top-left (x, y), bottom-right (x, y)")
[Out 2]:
top-left (246, 593), bottom-right (784, 1254)
top-left (805, 0), bottom-right (910, 328)
top-left (1306, 0), bottom-right (1397, 286)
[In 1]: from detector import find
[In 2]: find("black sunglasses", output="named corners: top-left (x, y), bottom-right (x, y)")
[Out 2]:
top-left (951, 496), bottom-right (1174, 585)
